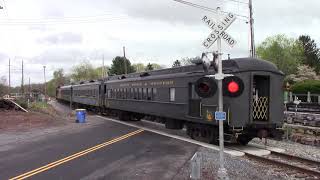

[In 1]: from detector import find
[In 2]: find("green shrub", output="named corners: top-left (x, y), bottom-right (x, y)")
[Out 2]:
top-left (30, 102), bottom-right (48, 111)
top-left (15, 99), bottom-right (28, 109)
top-left (291, 80), bottom-right (320, 94)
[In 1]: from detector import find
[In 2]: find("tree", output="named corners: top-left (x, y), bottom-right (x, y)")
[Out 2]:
top-left (53, 69), bottom-right (67, 87)
top-left (286, 65), bottom-right (320, 84)
top-left (172, 60), bottom-right (181, 68)
top-left (70, 61), bottom-right (100, 82)
top-left (0, 76), bottom-right (7, 96)
top-left (298, 35), bottom-right (320, 73)
top-left (109, 56), bottom-right (135, 75)
top-left (180, 56), bottom-right (201, 66)
top-left (145, 63), bottom-right (154, 71)
top-left (256, 34), bottom-right (305, 75)
top-left (46, 69), bottom-right (71, 97)
top-left (132, 63), bottom-right (145, 73)
top-left (151, 63), bottom-right (165, 70)
top-left (96, 66), bottom-right (110, 78)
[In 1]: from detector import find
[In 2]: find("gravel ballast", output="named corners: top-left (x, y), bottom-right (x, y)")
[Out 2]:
top-left (250, 138), bottom-right (320, 162)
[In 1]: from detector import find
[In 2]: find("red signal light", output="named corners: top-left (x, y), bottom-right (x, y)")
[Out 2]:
top-left (195, 77), bottom-right (217, 98)
top-left (223, 76), bottom-right (244, 97)
top-left (199, 83), bottom-right (210, 93)
top-left (228, 81), bottom-right (239, 93)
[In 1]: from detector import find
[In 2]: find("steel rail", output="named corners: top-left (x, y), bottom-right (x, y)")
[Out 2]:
top-left (245, 151), bottom-right (320, 178)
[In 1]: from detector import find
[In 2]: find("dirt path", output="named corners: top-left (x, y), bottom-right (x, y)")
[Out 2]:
top-left (0, 101), bottom-right (106, 152)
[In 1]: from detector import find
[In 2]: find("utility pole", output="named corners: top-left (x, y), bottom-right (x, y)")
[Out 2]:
top-left (216, 7), bottom-right (228, 180)
top-left (29, 77), bottom-right (31, 94)
top-left (43, 66), bottom-right (46, 99)
top-left (249, 0), bottom-right (255, 57)
top-left (21, 60), bottom-right (24, 94)
top-left (102, 54), bottom-right (105, 78)
top-left (8, 59), bottom-right (11, 96)
top-left (123, 46), bottom-right (127, 74)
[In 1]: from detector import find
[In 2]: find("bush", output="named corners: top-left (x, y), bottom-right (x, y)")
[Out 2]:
top-left (29, 102), bottom-right (48, 111)
top-left (15, 99), bottom-right (28, 109)
top-left (291, 80), bottom-right (320, 94)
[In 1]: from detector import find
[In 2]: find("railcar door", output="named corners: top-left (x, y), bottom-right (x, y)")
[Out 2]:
top-left (188, 83), bottom-right (201, 117)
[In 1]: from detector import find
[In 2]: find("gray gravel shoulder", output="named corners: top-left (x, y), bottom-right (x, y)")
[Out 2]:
top-left (173, 146), bottom-right (289, 180)
top-left (250, 138), bottom-right (320, 162)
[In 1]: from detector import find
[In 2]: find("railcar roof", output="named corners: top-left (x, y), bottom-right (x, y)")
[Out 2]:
top-left (106, 57), bottom-right (282, 81)
top-left (58, 57), bottom-right (283, 88)
top-left (72, 82), bottom-right (101, 87)
top-left (228, 57), bottom-right (282, 73)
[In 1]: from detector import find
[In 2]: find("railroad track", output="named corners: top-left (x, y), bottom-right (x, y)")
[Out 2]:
top-left (245, 149), bottom-right (320, 179)
top-left (100, 111), bottom-right (320, 178)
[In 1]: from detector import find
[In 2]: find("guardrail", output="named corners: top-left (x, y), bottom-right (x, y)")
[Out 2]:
top-left (284, 91), bottom-right (320, 104)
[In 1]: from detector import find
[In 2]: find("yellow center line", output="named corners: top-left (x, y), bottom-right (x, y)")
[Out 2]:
top-left (9, 129), bottom-right (144, 180)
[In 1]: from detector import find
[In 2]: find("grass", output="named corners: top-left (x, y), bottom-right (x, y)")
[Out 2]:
top-left (29, 101), bottom-right (48, 111)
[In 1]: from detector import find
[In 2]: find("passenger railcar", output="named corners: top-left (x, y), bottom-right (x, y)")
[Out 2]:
top-left (56, 57), bottom-right (284, 145)
top-left (57, 85), bottom-right (72, 103)
top-left (72, 81), bottom-right (102, 109)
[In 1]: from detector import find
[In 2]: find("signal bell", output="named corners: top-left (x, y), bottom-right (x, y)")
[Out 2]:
top-left (195, 77), bottom-right (217, 98)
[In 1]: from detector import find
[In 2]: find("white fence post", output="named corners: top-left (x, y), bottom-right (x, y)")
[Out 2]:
top-left (190, 152), bottom-right (202, 179)
top-left (289, 92), bottom-right (293, 102)
top-left (307, 91), bottom-right (311, 103)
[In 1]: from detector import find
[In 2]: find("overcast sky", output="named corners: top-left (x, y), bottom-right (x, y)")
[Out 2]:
top-left (0, 0), bottom-right (319, 86)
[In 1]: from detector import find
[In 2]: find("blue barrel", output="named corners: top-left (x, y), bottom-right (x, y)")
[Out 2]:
top-left (76, 109), bottom-right (86, 123)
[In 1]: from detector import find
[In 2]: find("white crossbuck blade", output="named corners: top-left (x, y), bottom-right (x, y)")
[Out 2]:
top-left (202, 13), bottom-right (237, 49)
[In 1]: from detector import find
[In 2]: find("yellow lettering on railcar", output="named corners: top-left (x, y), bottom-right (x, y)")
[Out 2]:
top-left (120, 80), bottom-right (174, 87)
top-left (119, 83), bottom-right (130, 87)
top-left (150, 80), bottom-right (174, 86)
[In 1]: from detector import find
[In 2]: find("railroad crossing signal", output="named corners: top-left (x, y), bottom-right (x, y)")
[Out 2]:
top-left (200, 9), bottom-right (237, 180)
top-left (202, 13), bottom-right (237, 48)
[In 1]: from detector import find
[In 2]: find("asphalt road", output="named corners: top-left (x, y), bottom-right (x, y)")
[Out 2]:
top-left (0, 116), bottom-right (199, 180)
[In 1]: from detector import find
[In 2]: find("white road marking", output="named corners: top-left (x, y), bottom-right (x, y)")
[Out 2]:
top-left (96, 115), bottom-right (245, 157)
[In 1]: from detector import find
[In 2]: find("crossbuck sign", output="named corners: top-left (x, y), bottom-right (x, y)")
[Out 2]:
top-left (202, 13), bottom-right (237, 48)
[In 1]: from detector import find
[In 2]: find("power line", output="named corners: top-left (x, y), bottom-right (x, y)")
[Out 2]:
top-left (172, 0), bottom-right (248, 19)
top-left (221, 0), bottom-right (248, 5)
top-left (0, 16), bottom-right (131, 25)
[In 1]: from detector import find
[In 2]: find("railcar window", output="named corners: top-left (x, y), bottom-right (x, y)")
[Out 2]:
top-left (124, 88), bottom-right (127, 99)
top-left (111, 89), bottom-right (114, 98)
top-left (130, 88), bottom-right (133, 99)
top-left (147, 88), bottom-right (152, 100)
top-left (138, 88), bottom-right (142, 100)
top-left (134, 88), bottom-right (137, 99)
top-left (107, 89), bottom-right (111, 98)
top-left (152, 88), bottom-right (157, 100)
top-left (143, 88), bottom-right (147, 100)
top-left (170, 88), bottom-right (175, 102)
top-left (116, 89), bottom-right (118, 98)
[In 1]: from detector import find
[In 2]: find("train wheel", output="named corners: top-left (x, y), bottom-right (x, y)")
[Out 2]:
top-left (132, 113), bottom-right (144, 121)
top-left (237, 136), bottom-right (253, 145)
top-left (187, 124), bottom-right (217, 144)
top-left (119, 111), bottom-right (130, 121)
